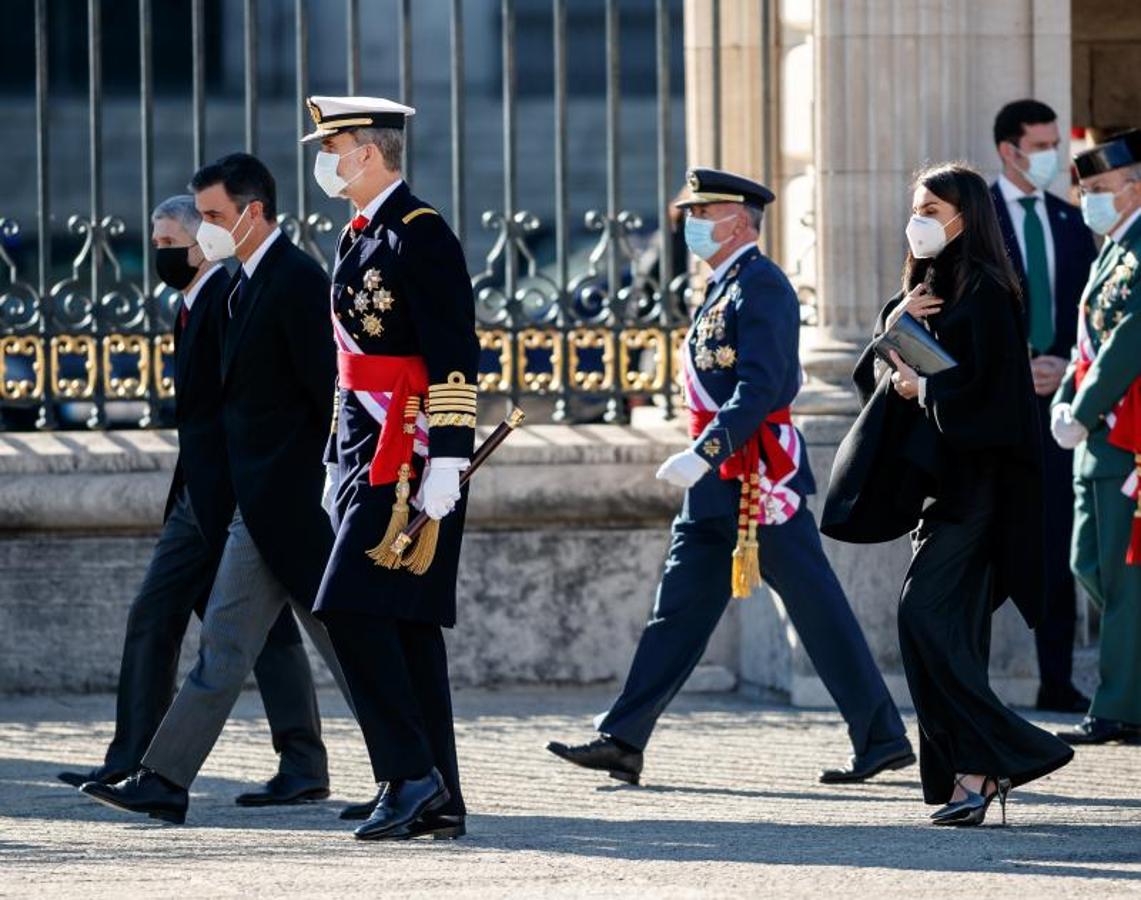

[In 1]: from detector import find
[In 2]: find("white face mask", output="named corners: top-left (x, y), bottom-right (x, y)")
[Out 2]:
top-left (313, 145), bottom-right (367, 199)
top-left (1080, 189), bottom-right (1123, 236)
top-left (195, 205), bottom-right (254, 262)
top-left (905, 212), bottom-right (961, 259)
top-left (1015, 146), bottom-right (1060, 191)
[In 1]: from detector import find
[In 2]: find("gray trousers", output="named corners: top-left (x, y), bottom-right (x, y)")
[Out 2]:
top-left (141, 507), bottom-right (352, 788)
top-left (104, 489), bottom-right (327, 781)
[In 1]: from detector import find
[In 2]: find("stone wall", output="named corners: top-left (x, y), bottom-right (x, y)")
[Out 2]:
top-left (0, 417), bottom-right (1042, 706)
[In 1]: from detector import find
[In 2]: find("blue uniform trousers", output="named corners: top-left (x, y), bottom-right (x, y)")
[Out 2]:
top-left (597, 506), bottom-right (905, 754)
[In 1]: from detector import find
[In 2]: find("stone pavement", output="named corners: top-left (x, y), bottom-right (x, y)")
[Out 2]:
top-left (1, 688), bottom-right (1140, 898)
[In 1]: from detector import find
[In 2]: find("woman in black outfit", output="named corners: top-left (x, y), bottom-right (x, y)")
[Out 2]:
top-left (828, 162), bottom-right (1073, 826)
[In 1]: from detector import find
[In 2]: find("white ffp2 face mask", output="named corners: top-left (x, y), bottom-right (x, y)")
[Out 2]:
top-left (1016, 147), bottom-right (1060, 191)
top-left (195, 205), bottom-right (254, 262)
top-left (313, 145), bottom-right (367, 199)
top-left (905, 212), bottom-right (961, 259)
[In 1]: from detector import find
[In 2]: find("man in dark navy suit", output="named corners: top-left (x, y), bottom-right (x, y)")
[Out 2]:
top-left (80, 158), bottom-right (355, 825)
top-left (58, 195), bottom-right (331, 804)
top-left (991, 100), bottom-right (1099, 713)
top-left (547, 168), bottom-right (913, 787)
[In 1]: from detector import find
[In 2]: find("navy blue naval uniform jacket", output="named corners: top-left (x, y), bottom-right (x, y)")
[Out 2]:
top-left (313, 182), bottom-right (479, 628)
top-left (683, 245), bottom-right (815, 522)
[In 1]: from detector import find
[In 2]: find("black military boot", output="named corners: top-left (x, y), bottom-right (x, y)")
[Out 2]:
top-left (546, 735), bottom-right (644, 785)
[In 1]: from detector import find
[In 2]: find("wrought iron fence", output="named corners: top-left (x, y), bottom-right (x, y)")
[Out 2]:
top-left (0, 0), bottom-right (714, 430)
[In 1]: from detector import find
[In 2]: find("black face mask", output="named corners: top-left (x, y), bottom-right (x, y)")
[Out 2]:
top-left (155, 246), bottom-right (200, 291)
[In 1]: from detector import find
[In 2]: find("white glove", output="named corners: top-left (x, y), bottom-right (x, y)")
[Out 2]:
top-left (1051, 403), bottom-right (1089, 450)
top-left (320, 462), bottom-right (338, 519)
top-left (656, 449), bottom-right (712, 489)
top-left (418, 457), bottom-right (469, 521)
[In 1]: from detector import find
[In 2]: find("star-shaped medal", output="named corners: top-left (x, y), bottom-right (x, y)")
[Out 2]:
top-left (694, 346), bottom-right (715, 370)
top-left (363, 269), bottom-right (382, 292)
top-left (373, 287), bottom-right (394, 312)
top-left (714, 345), bottom-right (737, 368)
top-left (362, 314), bottom-right (384, 337)
top-left (354, 294), bottom-right (371, 312)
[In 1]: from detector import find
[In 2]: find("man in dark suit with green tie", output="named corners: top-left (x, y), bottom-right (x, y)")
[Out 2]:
top-left (990, 100), bottom-right (1098, 714)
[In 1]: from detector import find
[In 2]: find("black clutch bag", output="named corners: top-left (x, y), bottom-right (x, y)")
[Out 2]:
top-left (871, 312), bottom-right (957, 375)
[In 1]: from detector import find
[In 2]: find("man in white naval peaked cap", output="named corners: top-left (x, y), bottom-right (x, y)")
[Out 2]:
top-left (302, 91), bottom-right (480, 842)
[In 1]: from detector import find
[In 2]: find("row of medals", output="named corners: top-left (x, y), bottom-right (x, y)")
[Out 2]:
top-left (344, 268), bottom-right (394, 337)
top-left (1090, 251), bottom-right (1136, 340)
top-left (692, 302), bottom-right (737, 371)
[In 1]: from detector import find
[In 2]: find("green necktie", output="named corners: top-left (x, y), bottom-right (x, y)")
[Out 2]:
top-left (1019, 196), bottom-right (1054, 353)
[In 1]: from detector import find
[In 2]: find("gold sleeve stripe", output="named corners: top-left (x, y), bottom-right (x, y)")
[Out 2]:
top-left (429, 412), bottom-right (477, 428)
top-left (429, 383), bottom-right (477, 394)
top-left (429, 390), bottom-right (478, 401)
top-left (429, 399), bottom-right (478, 410)
top-left (402, 207), bottom-right (440, 224)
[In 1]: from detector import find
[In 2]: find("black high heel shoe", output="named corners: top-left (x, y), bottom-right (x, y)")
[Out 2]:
top-left (931, 776), bottom-right (1011, 827)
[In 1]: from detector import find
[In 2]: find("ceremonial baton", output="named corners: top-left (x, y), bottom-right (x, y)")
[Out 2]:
top-left (389, 407), bottom-right (526, 558)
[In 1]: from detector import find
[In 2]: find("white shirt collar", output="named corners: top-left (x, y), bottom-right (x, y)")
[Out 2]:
top-left (182, 263), bottom-right (223, 311)
top-left (357, 178), bottom-right (405, 226)
top-left (709, 242), bottom-right (756, 285)
top-left (241, 227), bottom-right (283, 279)
top-left (998, 172), bottom-right (1044, 204)
top-left (1111, 206), bottom-right (1141, 245)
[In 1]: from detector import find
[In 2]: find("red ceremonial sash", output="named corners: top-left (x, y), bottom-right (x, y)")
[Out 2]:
top-left (337, 351), bottom-right (429, 486)
top-left (688, 407), bottom-right (796, 485)
top-left (1073, 359), bottom-right (1141, 565)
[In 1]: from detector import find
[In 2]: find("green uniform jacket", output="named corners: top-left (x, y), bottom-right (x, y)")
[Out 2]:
top-left (1053, 214), bottom-right (1141, 480)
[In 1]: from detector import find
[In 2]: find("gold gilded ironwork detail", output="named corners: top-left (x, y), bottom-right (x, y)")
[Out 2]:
top-left (619, 329), bottom-right (667, 392)
top-left (103, 334), bottom-right (151, 399)
top-left (517, 328), bottom-right (562, 393)
top-left (478, 329), bottom-right (511, 392)
top-left (153, 335), bottom-right (175, 399)
top-left (567, 328), bottom-right (614, 392)
top-left (0, 336), bottom-right (45, 400)
top-left (50, 335), bottom-right (97, 399)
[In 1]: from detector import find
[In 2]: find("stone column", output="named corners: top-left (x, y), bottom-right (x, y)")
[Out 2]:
top-left (808, 0), bottom-right (1073, 389)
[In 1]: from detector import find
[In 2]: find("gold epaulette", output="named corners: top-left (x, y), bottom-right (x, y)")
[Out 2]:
top-left (402, 207), bottom-right (439, 224)
top-left (428, 371), bottom-right (477, 428)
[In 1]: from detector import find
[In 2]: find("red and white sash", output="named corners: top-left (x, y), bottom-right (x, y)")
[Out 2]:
top-left (331, 311), bottom-right (429, 459)
top-left (683, 338), bottom-right (801, 525)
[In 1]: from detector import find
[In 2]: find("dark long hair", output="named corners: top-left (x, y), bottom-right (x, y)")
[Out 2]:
top-left (901, 162), bottom-right (1022, 306)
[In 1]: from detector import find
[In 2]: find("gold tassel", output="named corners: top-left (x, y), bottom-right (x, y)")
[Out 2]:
top-left (366, 463), bottom-right (412, 569)
top-left (401, 517), bottom-right (440, 575)
top-left (731, 471), bottom-right (763, 599)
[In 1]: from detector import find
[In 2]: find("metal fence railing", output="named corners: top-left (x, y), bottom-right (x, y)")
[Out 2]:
top-left (0, 0), bottom-right (706, 430)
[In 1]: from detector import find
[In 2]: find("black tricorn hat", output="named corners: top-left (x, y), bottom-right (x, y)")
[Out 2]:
top-left (1074, 129), bottom-right (1141, 178)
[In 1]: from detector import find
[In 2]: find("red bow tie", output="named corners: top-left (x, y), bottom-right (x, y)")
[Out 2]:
top-left (350, 214), bottom-right (369, 234)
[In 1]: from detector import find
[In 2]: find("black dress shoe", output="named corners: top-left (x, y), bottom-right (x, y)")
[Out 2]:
top-left (546, 736), bottom-right (643, 785)
top-left (1057, 716), bottom-right (1141, 745)
top-left (1036, 685), bottom-right (1092, 714)
top-left (819, 739), bottom-right (916, 784)
top-left (340, 786), bottom-right (384, 821)
top-left (234, 772), bottom-right (330, 807)
top-left (354, 770), bottom-right (449, 841)
top-left (58, 764), bottom-right (130, 789)
top-left (79, 768), bottom-right (188, 824)
top-left (404, 812), bottom-right (466, 840)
